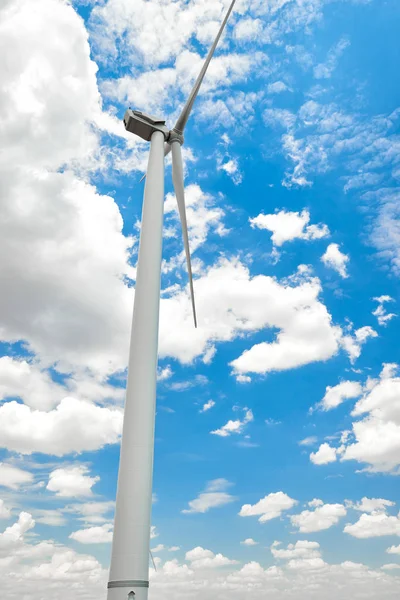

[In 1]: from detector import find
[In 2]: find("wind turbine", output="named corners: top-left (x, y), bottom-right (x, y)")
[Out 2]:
top-left (107, 2), bottom-right (237, 598)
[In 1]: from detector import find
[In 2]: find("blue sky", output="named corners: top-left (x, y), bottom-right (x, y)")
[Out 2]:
top-left (0, 0), bottom-right (400, 598)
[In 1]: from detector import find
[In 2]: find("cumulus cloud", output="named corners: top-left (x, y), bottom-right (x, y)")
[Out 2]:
top-left (182, 479), bottom-right (235, 514)
top-left (239, 492), bottom-right (297, 523)
top-left (271, 540), bottom-right (321, 560)
top-left (372, 295), bottom-right (396, 327)
top-left (200, 400), bottom-right (216, 413)
top-left (241, 538), bottom-right (258, 546)
top-left (250, 209), bottom-right (329, 247)
top-left (211, 409), bottom-right (253, 437)
top-left (0, 0), bottom-right (134, 385)
top-left (291, 501), bottom-right (347, 532)
top-left (348, 498), bottom-right (395, 514)
top-left (310, 443), bottom-right (337, 465)
top-left (161, 260), bottom-right (343, 374)
top-left (340, 364), bottom-right (400, 473)
top-left (316, 381), bottom-right (363, 411)
top-left (185, 546), bottom-right (238, 569)
top-left (321, 244), bottom-right (350, 278)
top-left (0, 398), bottom-right (123, 456)
top-left (340, 326), bottom-right (378, 364)
top-left (69, 523), bottom-right (113, 544)
top-left (46, 466), bottom-right (99, 498)
top-left (0, 357), bottom-right (66, 411)
top-left (0, 512), bottom-right (35, 552)
top-left (0, 511), bottom-right (106, 596)
top-left (344, 512), bottom-right (400, 539)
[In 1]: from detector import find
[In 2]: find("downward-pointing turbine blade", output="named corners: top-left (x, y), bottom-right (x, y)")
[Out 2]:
top-left (174, 0), bottom-right (236, 134)
top-left (171, 141), bottom-right (197, 328)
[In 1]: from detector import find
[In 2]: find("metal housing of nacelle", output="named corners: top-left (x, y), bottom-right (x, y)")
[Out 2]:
top-left (123, 110), bottom-right (169, 141)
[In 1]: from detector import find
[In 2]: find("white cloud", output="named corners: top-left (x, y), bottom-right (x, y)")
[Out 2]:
top-left (157, 366), bottom-right (173, 381)
top-left (291, 502), bottom-right (347, 532)
top-left (0, 510), bottom-right (106, 595)
top-left (234, 17), bottom-right (263, 41)
top-left (299, 436), bottom-right (318, 447)
top-left (0, 500), bottom-right (11, 520)
top-left (372, 296), bottom-right (396, 327)
top-left (0, 512), bottom-right (35, 552)
top-left (239, 491), bottom-right (297, 523)
top-left (317, 381), bottom-right (363, 411)
top-left (310, 443), bottom-right (337, 465)
top-left (69, 523), bottom-right (113, 544)
top-left (369, 188), bottom-right (400, 276)
top-left (217, 157), bottom-right (243, 185)
top-left (344, 512), bottom-right (400, 539)
top-left (0, 463), bottom-right (34, 490)
top-left (340, 364), bottom-right (400, 473)
top-left (185, 546), bottom-right (238, 569)
top-left (268, 81), bottom-right (290, 94)
top-left (387, 545), bottom-right (400, 555)
top-left (340, 326), bottom-right (378, 364)
top-left (250, 209), bottom-right (329, 247)
top-left (271, 540), bottom-right (321, 560)
top-left (182, 479), bottom-right (235, 514)
top-left (65, 501), bottom-right (115, 525)
top-left (102, 46), bottom-right (256, 118)
top-left (286, 557), bottom-right (327, 571)
top-left (226, 265), bottom-right (342, 377)
top-left (314, 37), bottom-right (350, 80)
top-left (321, 244), bottom-right (350, 278)
top-left (381, 564), bottom-right (400, 571)
top-left (0, 357), bottom-right (66, 411)
top-left (0, 0), bottom-right (137, 390)
top-left (33, 509), bottom-right (67, 527)
top-left (0, 398), bottom-right (122, 456)
top-left (211, 409), bottom-right (253, 437)
top-left (349, 498), bottom-right (395, 514)
top-left (200, 400), bottom-right (216, 413)
top-left (46, 466), bottom-right (99, 498)
top-left (241, 538), bottom-right (258, 546)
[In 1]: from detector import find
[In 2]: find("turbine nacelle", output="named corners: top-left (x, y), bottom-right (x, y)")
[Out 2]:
top-left (123, 110), bottom-right (185, 146)
top-left (123, 109), bottom-right (169, 142)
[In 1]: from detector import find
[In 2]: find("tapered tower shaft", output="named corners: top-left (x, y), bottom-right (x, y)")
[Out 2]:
top-left (107, 130), bottom-right (165, 600)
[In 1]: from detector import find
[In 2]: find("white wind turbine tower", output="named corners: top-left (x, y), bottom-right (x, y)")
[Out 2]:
top-left (107, 1), bottom-right (237, 599)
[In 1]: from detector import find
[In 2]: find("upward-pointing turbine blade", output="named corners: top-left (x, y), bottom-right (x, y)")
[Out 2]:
top-left (171, 141), bottom-right (197, 328)
top-left (173, 0), bottom-right (236, 134)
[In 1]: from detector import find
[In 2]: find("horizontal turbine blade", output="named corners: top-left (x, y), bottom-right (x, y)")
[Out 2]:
top-left (171, 141), bottom-right (197, 328)
top-left (173, 0), bottom-right (236, 134)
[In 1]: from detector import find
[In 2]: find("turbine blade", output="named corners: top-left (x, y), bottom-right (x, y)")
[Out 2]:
top-left (140, 143), bottom-right (172, 183)
top-left (171, 141), bottom-right (198, 328)
top-left (173, 0), bottom-right (236, 134)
